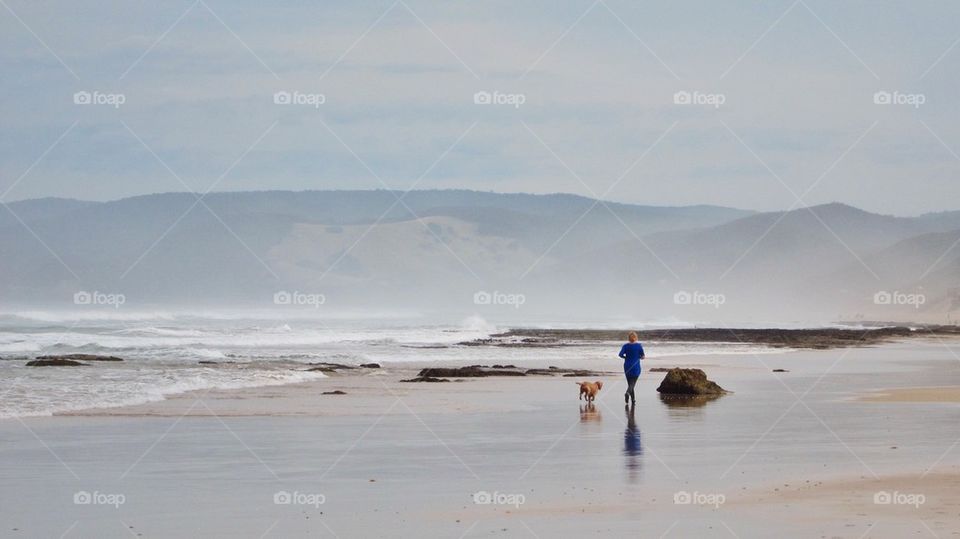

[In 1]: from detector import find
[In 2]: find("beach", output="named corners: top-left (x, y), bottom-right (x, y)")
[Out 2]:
top-left (2, 334), bottom-right (959, 538)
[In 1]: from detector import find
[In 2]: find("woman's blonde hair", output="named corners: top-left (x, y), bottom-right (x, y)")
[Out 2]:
top-left (628, 332), bottom-right (638, 342)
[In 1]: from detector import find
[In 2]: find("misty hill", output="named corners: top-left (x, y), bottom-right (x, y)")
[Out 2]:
top-left (0, 190), bottom-right (749, 305)
top-left (534, 203), bottom-right (960, 320)
top-left (0, 190), bottom-right (956, 322)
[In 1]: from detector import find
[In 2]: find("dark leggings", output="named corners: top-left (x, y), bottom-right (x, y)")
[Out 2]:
top-left (625, 375), bottom-right (639, 402)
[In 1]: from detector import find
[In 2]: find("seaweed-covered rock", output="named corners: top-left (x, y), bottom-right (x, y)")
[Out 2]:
top-left (417, 366), bottom-right (526, 378)
top-left (26, 358), bottom-right (88, 367)
top-left (400, 376), bottom-right (450, 383)
top-left (656, 368), bottom-right (727, 395)
top-left (36, 354), bottom-right (123, 362)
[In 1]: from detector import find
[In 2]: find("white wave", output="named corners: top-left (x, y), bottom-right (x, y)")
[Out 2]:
top-left (0, 368), bottom-right (327, 419)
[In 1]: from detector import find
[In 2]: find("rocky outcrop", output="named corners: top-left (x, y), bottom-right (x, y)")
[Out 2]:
top-left (656, 368), bottom-right (727, 395)
top-left (418, 366), bottom-right (527, 378)
top-left (35, 354), bottom-right (123, 362)
top-left (400, 376), bottom-right (450, 383)
top-left (26, 358), bottom-right (88, 366)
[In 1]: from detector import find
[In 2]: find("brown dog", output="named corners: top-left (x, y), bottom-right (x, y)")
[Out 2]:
top-left (576, 381), bottom-right (603, 402)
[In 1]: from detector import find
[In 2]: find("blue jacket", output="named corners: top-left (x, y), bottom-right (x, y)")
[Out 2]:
top-left (619, 342), bottom-right (644, 377)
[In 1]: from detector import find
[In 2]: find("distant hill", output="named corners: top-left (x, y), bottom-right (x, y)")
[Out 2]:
top-left (0, 190), bottom-right (957, 322)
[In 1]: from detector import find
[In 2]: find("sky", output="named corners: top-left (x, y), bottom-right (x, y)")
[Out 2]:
top-left (2, 0), bottom-right (960, 215)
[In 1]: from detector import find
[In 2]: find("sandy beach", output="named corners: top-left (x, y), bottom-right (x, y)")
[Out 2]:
top-left (2, 336), bottom-right (959, 538)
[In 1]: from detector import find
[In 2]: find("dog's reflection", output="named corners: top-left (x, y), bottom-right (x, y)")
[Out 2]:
top-left (623, 404), bottom-right (643, 482)
top-left (579, 402), bottom-right (602, 422)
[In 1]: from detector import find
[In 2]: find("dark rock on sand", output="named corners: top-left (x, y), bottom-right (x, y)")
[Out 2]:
top-left (527, 368), bottom-right (610, 376)
top-left (322, 390), bottom-right (347, 395)
top-left (648, 367), bottom-right (671, 372)
top-left (656, 368), bottom-right (727, 395)
top-left (36, 354), bottom-right (123, 362)
top-left (772, 369), bottom-right (789, 372)
top-left (417, 366), bottom-right (527, 378)
top-left (492, 364), bottom-right (516, 369)
top-left (198, 360), bottom-right (218, 365)
top-left (26, 358), bottom-right (88, 367)
top-left (360, 363), bottom-right (381, 368)
top-left (401, 376), bottom-right (451, 383)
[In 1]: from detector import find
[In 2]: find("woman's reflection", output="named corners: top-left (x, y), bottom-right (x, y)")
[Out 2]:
top-left (623, 403), bottom-right (642, 482)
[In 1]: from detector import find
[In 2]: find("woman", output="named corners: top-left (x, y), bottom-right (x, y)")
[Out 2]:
top-left (618, 331), bottom-right (645, 405)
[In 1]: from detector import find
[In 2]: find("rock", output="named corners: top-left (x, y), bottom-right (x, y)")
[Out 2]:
top-left (656, 368), bottom-right (727, 395)
top-left (322, 390), bottom-right (347, 395)
top-left (491, 364), bottom-right (517, 369)
top-left (648, 367), bottom-right (671, 372)
top-left (772, 368), bottom-right (789, 372)
top-left (527, 368), bottom-right (609, 377)
top-left (360, 363), bottom-right (381, 368)
top-left (36, 354), bottom-right (122, 362)
top-left (400, 376), bottom-right (451, 383)
top-left (26, 358), bottom-right (88, 367)
top-left (198, 360), bottom-right (218, 365)
top-left (307, 367), bottom-right (337, 373)
top-left (417, 366), bottom-right (526, 378)
top-left (307, 362), bottom-right (358, 371)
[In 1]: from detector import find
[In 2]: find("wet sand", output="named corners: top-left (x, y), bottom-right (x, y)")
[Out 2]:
top-left (2, 338), bottom-right (960, 538)
top-left (859, 386), bottom-right (960, 403)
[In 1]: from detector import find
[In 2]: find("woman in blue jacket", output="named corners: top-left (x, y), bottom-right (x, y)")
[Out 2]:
top-left (619, 332), bottom-right (645, 405)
